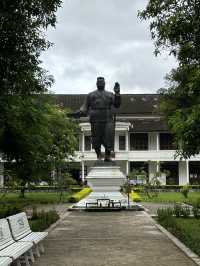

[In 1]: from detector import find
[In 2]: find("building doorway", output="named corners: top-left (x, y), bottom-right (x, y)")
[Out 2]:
top-left (129, 162), bottom-right (149, 184)
top-left (189, 161), bottom-right (200, 184)
top-left (160, 162), bottom-right (179, 185)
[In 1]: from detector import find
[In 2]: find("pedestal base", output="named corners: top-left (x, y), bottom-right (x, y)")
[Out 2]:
top-left (72, 161), bottom-right (143, 210)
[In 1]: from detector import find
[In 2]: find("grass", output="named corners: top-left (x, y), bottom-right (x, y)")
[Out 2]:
top-left (159, 217), bottom-right (200, 256)
top-left (29, 210), bottom-right (60, 231)
top-left (139, 191), bottom-right (200, 203)
top-left (0, 191), bottom-right (71, 206)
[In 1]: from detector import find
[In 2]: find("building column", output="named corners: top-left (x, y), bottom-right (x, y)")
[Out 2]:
top-left (126, 132), bottom-right (129, 151)
top-left (186, 160), bottom-right (189, 184)
top-left (156, 133), bottom-right (160, 151)
top-left (126, 161), bottom-right (129, 176)
top-left (156, 161), bottom-right (160, 172)
top-left (179, 161), bottom-right (189, 185)
top-left (81, 132), bottom-right (85, 152)
top-left (0, 163), bottom-right (4, 187)
top-left (81, 161), bottom-right (85, 182)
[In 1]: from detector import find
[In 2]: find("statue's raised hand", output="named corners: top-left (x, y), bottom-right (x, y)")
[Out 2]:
top-left (114, 82), bottom-right (120, 94)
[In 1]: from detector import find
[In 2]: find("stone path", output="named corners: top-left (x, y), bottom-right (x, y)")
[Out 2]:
top-left (34, 211), bottom-right (197, 266)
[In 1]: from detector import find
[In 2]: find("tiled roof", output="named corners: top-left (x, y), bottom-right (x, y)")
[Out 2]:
top-left (129, 119), bottom-right (169, 132)
top-left (53, 94), bottom-right (168, 132)
top-left (54, 94), bottom-right (160, 115)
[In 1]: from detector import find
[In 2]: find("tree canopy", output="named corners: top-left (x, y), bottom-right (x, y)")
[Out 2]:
top-left (0, 0), bottom-right (80, 194)
top-left (0, 0), bottom-right (61, 95)
top-left (1, 97), bottom-right (78, 195)
top-left (139, 0), bottom-right (200, 158)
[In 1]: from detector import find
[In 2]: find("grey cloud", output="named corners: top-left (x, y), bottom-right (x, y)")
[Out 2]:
top-left (41, 0), bottom-right (177, 94)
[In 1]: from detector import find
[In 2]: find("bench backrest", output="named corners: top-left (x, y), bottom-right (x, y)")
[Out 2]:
top-left (7, 212), bottom-right (31, 241)
top-left (0, 219), bottom-right (14, 250)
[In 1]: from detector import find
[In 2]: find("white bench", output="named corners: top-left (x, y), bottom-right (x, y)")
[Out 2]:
top-left (0, 219), bottom-right (33, 266)
top-left (0, 257), bottom-right (12, 266)
top-left (7, 212), bottom-right (48, 258)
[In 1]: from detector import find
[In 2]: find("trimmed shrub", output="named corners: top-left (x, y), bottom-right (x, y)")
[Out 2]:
top-left (130, 191), bottom-right (142, 202)
top-left (68, 188), bottom-right (92, 203)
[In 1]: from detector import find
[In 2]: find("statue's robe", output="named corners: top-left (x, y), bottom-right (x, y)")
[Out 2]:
top-left (80, 89), bottom-right (121, 152)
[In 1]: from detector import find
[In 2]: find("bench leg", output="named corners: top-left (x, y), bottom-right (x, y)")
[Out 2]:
top-left (39, 242), bottom-right (45, 253)
top-left (29, 249), bottom-right (35, 263)
top-left (35, 245), bottom-right (40, 257)
top-left (16, 259), bottom-right (21, 266)
top-left (24, 253), bottom-right (30, 266)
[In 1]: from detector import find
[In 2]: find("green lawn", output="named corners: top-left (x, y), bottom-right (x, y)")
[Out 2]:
top-left (140, 191), bottom-right (200, 203)
top-left (159, 217), bottom-right (200, 256)
top-left (0, 191), bottom-right (71, 206)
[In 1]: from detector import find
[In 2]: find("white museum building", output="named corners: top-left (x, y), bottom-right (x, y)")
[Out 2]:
top-left (0, 94), bottom-right (200, 187)
top-left (55, 94), bottom-right (200, 186)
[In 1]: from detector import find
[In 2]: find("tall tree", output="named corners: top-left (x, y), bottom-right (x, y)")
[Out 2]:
top-left (0, 0), bottom-right (61, 95)
top-left (2, 97), bottom-right (78, 197)
top-left (139, 0), bottom-right (200, 158)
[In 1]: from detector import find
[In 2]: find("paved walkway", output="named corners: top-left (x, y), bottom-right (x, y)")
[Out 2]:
top-left (34, 211), bottom-right (197, 266)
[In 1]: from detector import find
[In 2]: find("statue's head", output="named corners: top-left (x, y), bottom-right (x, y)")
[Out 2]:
top-left (96, 77), bottom-right (105, 90)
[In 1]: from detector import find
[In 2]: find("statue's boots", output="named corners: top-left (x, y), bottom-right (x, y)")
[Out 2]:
top-left (104, 150), bottom-right (112, 162)
top-left (95, 149), bottom-right (102, 160)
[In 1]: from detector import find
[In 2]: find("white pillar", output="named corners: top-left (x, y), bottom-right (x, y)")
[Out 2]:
top-left (156, 161), bottom-right (160, 172)
top-left (126, 161), bottom-right (129, 176)
top-left (186, 160), bottom-right (189, 184)
top-left (178, 161), bottom-right (189, 185)
top-left (82, 132), bottom-right (85, 152)
top-left (0, 163), bottom-right (4, 187)
top-left (126, 132), bottom-right (129, 151)
top-left (156, 133), bottom-right (160, 151)
top-left (81, 161), bottom-right (85, 182)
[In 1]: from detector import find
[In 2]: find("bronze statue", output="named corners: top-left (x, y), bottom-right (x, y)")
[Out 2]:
top-left (75, 77), bottom-right (121, 162)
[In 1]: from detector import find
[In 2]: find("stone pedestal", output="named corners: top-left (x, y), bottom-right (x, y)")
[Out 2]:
top-left (73, 161), bottom-right (142, 210)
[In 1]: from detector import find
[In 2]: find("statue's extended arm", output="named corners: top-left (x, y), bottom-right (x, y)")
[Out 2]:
top-left (68, 95), bottom-right (90, 118)
top-left (113, 82), bottom-right (121, 108)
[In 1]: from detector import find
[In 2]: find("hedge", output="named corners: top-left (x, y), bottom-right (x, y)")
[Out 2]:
top-left (129, 191), bottom-right (142, 202)
top-left (68, 188), bottom-right (92, 203)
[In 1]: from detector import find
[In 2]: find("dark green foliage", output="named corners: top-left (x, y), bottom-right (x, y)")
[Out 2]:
top-left (173, 204), bottom-right (182, 218)
top-left (157, 207), bottom-right (176, 229)
top-left (173, 204), bottom-right (190, 218)
top-left (0, 204), bottom-right (23, 218)
top-left (180, 206), bottom-right (190, 218)
top-left (1, 98), bottom-right (78, 197)
top-left (139, 0), bottom-right (200, 158)
top-left (29, 209), bottom-right (59, 231)
top-left (191, 198), bottom-right (200, 218)
top-left (180, 185), bottom-right (190, 198)
top-left (157, 215), bottom-right (200, 256)
top-left (0, 0), bottom-right (61, 95)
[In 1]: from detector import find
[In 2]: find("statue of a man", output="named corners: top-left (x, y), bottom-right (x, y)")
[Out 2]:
top-left (78, 77), bottom-right (121, 161)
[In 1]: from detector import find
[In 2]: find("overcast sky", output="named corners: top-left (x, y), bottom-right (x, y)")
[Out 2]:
top-left (41, 0), bottom-right (177, 95)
